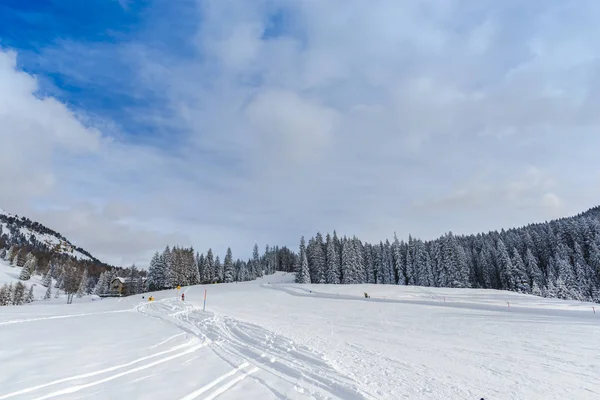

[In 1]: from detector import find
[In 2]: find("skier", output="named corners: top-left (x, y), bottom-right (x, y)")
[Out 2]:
top-left (181, 293), bottom-right (185, 301)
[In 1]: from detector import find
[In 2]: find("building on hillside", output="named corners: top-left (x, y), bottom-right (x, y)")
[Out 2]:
top-left (110, 276), bottom-right (147, 295)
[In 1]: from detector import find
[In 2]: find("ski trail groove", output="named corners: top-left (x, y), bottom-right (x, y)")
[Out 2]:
top-left (141, 298), bottom-right (376, 400)
top-left (30, 341), bottom-right (208, 400)
top-left (0, 310), bottom-right (132, 327)
top-left (178, 362), bottom-right (252, 400)
top-left (0, 338), bottom-right (201, 399)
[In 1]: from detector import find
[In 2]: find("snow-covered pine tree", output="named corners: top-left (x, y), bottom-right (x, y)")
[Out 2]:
top-left (524, 248), bottom-right (543, 289)
top-left (363, 243), bottom-right (375, 284)
top-left (203, 249), bottom-right (214, 283)
top-left (312, 232), bottom-right (326, 284)
top-left (19, 254), bottom-right (37, 280)
top-left (496, 239), bottom-right (515, 290)
top-left (0, 284), bottom-right (11, 305)
top-left (214, 255), bottom-right (222, 283)
top-left (406, 235), bottom-right (415, 285)
top-left (26, 285), bottom-right (34, 303)
top-left (325, 233), bottom-right (341, 284)
top-left (197, 252), bottom-right (204, 283)
top-left (147, 251), bottom-right (161, 291)
top-left (44, 282), bottom-right (52, 299)
top-left (12, 281), bottom-right (26, 305)
top-left (295, 236), bottom-right (311, 284)
top-left (187, 247), bottom-right (201, 285)
top-left (4, 245), bottom-right (14, 261)
top-left (162, 246), bottom-right (174, 288)
top-left (223, 247), bottom-right (234, 283)
top-left (11, 249), bottom-right (23, 267)
top-left (77, 269), bottom-right (88, 298)
top-left (393, 234), bottom-right (404, 285)
top-left (252, 243), bottom-right (262, 278)
top-left (42, 268), bottom-right (52, 287)
top-left (341, 237), bottom-right (363, 284)
top-left (381, 240), bottom-right (394, 284)
top-left (511, 248), bottom-right (530, 293)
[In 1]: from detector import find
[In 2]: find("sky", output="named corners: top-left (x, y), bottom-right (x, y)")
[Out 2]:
top-left (1, 0), bottom-right (600, 267)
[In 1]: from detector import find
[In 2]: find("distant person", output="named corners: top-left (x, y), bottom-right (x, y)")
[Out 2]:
top-left (181, 293), bottom-right (185, 301)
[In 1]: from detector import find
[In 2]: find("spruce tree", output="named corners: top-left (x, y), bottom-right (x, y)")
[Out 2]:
top-left (325, 233), bottom-right (340, 284)
top-left (295, 236), bottom-right (311, 284)
top-left (223, 248), bottom-right (234, 283)
top-left (77, 269), bottom-right (88, 298)
top-left (44, 282), bottom-right (52, 299)
top-left (203, 249), bottom-right (214, 283)
top-left (26, 286), bottom-right (34, 303)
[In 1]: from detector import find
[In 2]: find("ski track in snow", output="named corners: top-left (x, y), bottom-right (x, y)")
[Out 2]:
top-left (136, 298), bottom-right (377, 400)
top-left (0, 310), bottom-right (132, 327)
top-left (263, 283), bottom-right (598, 320)
top-left (0, 336), bottom-right (207, 400)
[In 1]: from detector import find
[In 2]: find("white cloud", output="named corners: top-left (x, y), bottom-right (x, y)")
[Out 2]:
top-left (3, 0), bottom-right (600, 266)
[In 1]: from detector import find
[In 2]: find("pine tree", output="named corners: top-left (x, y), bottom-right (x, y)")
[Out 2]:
top-left (511, 248), bottom-right (530, 293)
top-left (19, 255), bottom-right (37, 280)
top-left (147, 252), bottom-right (161, 291)
top-left (26, 286), bottom-right (34, 303)
top-left (203, 249), bottom-right (214, 283)
top-left (42, 268), bottom-right (52, 287)
top-left (214, 255), bottom-right (222, 282)
top-left (312, 232), bottom-right (326, 283)
top-left (252, 244), bottom-right (262, 278)
top-left (295, 236), bottom-right (311, 284)
top-left (223, 248), bottom-right (234, 283)
top-left (0, 284), bottom-right (11, 305)
top-left (187, 247), bottom-right (201, 286)
top-left (325, 233), bottom-right (340, 284)
top-left (5, 246), bottom-right (14, 262)
top-left (496, 239), bottom-right (515, 290)
top-left (44, 283), bottom-right (52, 300)
top-left (406, 235), bottom-right (415, 285)
top-left (77, 269), bottom-right (88, 298)
top-left (163, 246), bottom-right (174, 288)
top-left (524, 248), bottom-right (543, 289)
top-left (12, 282), bottom-right (26, 305)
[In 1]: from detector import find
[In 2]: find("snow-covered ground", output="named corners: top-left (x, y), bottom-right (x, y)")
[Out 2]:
top-left (1, 271), bottom-right (599, 399)
top-left (0, 260), bottom-right (49, 300)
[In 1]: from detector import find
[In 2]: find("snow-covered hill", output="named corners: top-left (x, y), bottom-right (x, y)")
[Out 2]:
top-left (0, 208), bottom-right (94, 261)
top-left (0, 272), bottom-right (598, 399)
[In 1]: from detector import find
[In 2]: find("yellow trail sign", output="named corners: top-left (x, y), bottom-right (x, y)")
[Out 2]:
top-left (177, 285), bottom-right (181, 290)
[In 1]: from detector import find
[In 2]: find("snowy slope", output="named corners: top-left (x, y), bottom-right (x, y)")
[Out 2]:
top-left (0, 208), bottom-right (92, 261)
top-left (0, 272), bottom-right (598, 399)
top-left (0, 260), bottom-right (48, 300)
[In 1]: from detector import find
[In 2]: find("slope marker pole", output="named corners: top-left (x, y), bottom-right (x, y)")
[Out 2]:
top-left (203, 289), bottom-right (207, 311)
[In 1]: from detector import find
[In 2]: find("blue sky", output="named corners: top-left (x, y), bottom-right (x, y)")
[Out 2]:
top-left (1, 0), bottom-right (600, 267)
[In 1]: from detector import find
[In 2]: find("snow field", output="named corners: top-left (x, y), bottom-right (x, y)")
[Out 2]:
top-left (0, 272), bottom-right (599, 399)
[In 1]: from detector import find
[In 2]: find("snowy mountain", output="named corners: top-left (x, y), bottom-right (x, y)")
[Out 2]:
top-left (0, 208), bottom-right (98, 262)
top-left (0, 272), bottom-right (597, 399)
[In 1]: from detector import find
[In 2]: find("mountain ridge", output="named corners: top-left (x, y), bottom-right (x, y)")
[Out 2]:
top-left (0, 207), bottom-right (104, 265)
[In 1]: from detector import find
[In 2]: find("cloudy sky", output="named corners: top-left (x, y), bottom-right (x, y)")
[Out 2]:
top-left (1, 0), bottom-right (600, 267)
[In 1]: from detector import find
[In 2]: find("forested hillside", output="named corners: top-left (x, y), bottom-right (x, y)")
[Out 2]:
top-left (149, 206), bottom-right (600, 303)
top-left (145, 244), bottom-right (296, 290)
top-left (295, 206), bottom-right (600, 303)
top-left (0, 208), bottom-right (119, 305)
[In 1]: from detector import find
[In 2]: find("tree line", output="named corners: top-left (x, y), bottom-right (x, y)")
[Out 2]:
top-left (146, 207), bottom-right (600, 303)
top-left (293, 207), bottom-right (600, 303)
top-left (0, 244), bottom-right (132, 305)
top-left (146, 244), bottom-right (296, 290)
